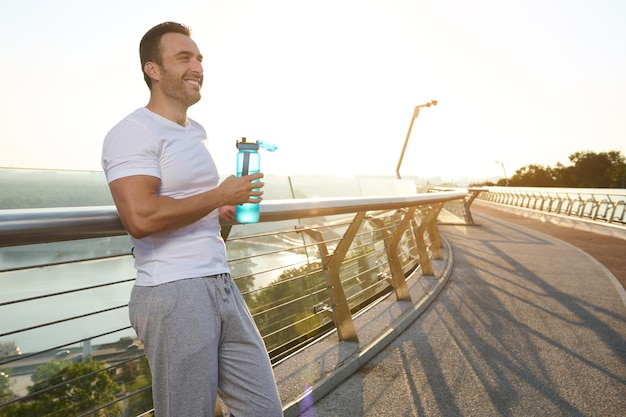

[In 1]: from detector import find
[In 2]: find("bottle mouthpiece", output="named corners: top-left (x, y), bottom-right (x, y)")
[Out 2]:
top-left (258, 141), bottom-right (278, 152)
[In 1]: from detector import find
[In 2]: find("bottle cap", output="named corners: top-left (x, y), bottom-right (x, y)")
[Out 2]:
top-left (236, 137), bottom-right (259, 150)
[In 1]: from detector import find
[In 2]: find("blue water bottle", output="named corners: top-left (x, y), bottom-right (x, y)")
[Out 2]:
top-left (235, 137), bottom-right (278, 223)
top-left (236, 137), bottom-right (260, 223)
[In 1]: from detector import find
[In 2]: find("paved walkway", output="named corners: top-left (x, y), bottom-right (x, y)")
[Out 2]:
top-left (306, 203), bottom-right (626, 416)
top-left (472, 201), bottom-right (626, 291)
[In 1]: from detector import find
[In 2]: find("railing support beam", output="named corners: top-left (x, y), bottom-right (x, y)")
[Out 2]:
top-left (427, 204), bottom-right (444, 260)
top-left (369, 208), bottom-right (415, 302)
top-left (411, 205), bottom-right (443, 276)
top-left (299, 212), bottom-right (366, 343)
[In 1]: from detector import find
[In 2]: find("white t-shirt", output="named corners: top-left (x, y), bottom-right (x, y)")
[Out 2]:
top-left (101, 107), bottom-right (230, 286)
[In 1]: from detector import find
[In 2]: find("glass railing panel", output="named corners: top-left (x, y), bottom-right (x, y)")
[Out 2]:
top-left (0, 257), bottom-right (137, 362)
top-left (226, 223), bottom-right (329, 361)
top-left (439, 200), bottom-right (465, 223)
top-left (0, 236), bottom-right (132, 272)
top-left (289, 175), bottom-right (362, 199)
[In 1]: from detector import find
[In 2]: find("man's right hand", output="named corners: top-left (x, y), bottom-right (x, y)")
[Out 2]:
top-left (217, 173), bottom-right (264, 206)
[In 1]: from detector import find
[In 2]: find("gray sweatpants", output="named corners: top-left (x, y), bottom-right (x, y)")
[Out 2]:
top-left (129, 273), bottom-right (283, 417)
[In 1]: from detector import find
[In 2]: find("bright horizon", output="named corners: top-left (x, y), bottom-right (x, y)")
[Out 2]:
top-left (1, 0), bottom-right (624, 183)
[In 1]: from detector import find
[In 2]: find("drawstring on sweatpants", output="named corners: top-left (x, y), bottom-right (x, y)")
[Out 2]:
top-left (218, 273), bottom-right (231, 302)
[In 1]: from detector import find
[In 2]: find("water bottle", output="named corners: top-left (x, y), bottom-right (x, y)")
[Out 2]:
top-left (235, 138), bottom-right (278, 223)
top-left (235, 137), bottom-right (261, 223)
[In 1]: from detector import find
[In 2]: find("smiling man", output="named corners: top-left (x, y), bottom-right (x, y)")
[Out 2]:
top-left (101, 22), bottom-right (283, 417)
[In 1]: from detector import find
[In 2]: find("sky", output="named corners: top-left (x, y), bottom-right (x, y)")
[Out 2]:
top-left (0, 0), bottom-right (625, 183)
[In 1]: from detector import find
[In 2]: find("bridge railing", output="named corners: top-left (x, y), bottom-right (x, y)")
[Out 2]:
top-left (0, 191), bottom-right (466, 416)
top-left (477, 187), bottom-right (626, 225)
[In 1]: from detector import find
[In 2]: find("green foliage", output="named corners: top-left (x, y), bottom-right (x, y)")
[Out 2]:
top-left (249, 233), bottom-right (385, 359)
top-left (250, 261), bottom-right (329, 354)
top-left (115, 356), bottom-right (153, 417)
top-left (30, 359), bottom-right (68, 384)
top-left (510, 164), bottom-right (558, 186)
top-left (0, 367), bottom-right (12, 404)
top-left (498, 150), bottom-right (626, 188)
top-left (1, 358), bottom-right (122, 417)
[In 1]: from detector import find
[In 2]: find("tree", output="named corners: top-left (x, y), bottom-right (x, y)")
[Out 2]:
top-left (509, 164), bottom-right (557, 187)
top-left (117, 356), bottom-right (153, 417)
top-left (30, 359), bottom-right (68, 385)
top-left (0, 367), bottom-right (13, 404)
top-left (503, 150), bottom-right (626, 188)
top-left (566, 150), bottom-right (626, 188)
top-left (1, 358), bottom-right (122, 417)
top-left (251, 261), bottom-right (328, 354)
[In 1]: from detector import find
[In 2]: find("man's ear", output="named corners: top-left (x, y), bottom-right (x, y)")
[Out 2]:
top-left (144, 62), bottom-right (160, 83)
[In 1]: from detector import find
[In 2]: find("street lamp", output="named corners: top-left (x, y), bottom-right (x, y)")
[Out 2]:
top-left (396, 100), bottom-right (438, 179)
top-left (495, 160), bottom-right (509, 186)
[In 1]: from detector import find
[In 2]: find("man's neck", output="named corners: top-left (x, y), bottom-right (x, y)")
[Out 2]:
top-left (146, 98), bottom-right (188, 126)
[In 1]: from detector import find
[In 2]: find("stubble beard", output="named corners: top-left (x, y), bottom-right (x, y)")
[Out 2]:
top-left (160, 66), bottom-right (201, 108)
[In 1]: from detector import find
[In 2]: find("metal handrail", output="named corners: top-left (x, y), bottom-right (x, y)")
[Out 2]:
top-left (0, 206), bottom-right (124, 248)
top-left (477, 187), bottom-right (626, 225)
top-left (0, 192), bottom-right (466, 247)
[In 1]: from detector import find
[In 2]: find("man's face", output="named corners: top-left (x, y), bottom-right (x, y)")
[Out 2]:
top-left (155, 32), bottom-right (204, 108)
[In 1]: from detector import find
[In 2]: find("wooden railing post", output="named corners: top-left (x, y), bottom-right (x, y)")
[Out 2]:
top-left (298, 212), bottom-right (366, 343)
top-left (368, 207), bottom-right (416, 302)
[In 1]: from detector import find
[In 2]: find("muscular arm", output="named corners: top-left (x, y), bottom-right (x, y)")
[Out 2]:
top-left (109, 173), bottom-right (263, 239)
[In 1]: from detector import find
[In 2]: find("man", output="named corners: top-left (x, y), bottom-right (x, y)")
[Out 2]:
top-left (101, 22), bottom-right (283, 417)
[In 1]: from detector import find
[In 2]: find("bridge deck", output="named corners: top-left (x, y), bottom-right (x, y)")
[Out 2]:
top-left (299, 203), bottom-right (626, 416)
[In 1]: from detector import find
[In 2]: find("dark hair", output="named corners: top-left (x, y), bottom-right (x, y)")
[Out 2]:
top-left (139, 22), bottom-right (192, 89)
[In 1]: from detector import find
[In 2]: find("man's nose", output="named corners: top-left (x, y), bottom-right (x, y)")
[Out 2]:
top-left (191, 58), bottom-right (203, 74)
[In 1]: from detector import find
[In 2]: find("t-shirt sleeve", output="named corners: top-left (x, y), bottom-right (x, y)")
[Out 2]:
top-left (101, 119), bottom-right (162, 184)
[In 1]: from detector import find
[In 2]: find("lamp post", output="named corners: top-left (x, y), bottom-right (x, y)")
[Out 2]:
top-left (495, 160), bottom-right (509, 186)
top-left (396, 100), bottom-right (438, 179)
